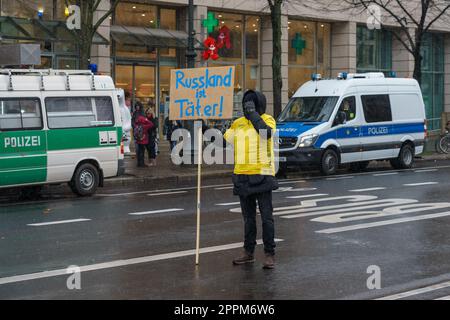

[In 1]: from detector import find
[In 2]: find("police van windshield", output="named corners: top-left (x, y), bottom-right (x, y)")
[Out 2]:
top-left (278, 96), bottom-right (339, 123)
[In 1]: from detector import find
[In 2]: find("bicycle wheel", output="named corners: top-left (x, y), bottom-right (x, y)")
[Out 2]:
top-left (436, 138), bottom-right (444, 153)
top-left (439, 135), bottom-right (450, 154)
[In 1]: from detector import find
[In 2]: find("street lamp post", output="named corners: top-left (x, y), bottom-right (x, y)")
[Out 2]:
top-left (186, 0), bottom-right (196, 68)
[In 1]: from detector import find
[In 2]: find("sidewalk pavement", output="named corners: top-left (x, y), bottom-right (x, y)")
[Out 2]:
top-left (105, 142), bottom-right (450, 189)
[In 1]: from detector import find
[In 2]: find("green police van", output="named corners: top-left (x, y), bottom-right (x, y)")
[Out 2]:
top-left (0, 69), bottom-right (125, 196)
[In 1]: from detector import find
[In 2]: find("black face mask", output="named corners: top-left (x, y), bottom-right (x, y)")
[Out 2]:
top-left (243, 101), bottom-right (256, 119)
top-left (243, 90), bottom-right (267, 116)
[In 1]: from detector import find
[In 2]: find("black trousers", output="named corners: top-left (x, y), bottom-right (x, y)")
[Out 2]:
top-left (239, 191), bottom-right (275, 256)
top-left (146, 138), bottom-right (156, 160)
top-left (136, 144), bottom-right (146, 167)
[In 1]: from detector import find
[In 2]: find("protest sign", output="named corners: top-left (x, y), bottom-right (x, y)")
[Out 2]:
top-left (169, 66), bottom-right (235, 120)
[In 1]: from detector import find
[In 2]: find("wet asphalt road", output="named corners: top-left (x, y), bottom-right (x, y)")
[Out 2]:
top-left (1, 160), bottom-right (450, 300)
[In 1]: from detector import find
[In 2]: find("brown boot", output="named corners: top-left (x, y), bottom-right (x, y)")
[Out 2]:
top-left (232, 251), bottom-right (255, 265)
top-left (263, 254), bottom-right (275, 269)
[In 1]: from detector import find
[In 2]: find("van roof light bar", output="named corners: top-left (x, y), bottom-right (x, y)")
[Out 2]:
top-left (337, 72), bottom-right (385, 80)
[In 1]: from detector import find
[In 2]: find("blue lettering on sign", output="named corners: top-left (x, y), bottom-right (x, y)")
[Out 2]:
top-left (175, 96), bottom-right (224, 118)
top-left (367, 127), bottom-right (389, 135)
top-left (175, 67), bottom-right (233, 90)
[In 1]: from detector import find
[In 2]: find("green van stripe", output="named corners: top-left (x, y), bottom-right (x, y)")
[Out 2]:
top-left (0, 130), bottom-right (47, 187)
top-left (47, 127), bottom-right (122, 151)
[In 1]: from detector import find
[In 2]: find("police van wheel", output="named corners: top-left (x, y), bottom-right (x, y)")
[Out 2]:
top-left (391, 144), bottom-right (414, 169)
top-left (71, 163), bottom-right (99, 196)
top-left (320, 149), bottom-right (339, 175)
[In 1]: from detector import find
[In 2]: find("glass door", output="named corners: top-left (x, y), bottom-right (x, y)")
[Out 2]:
top-left (115, 64), bottom-right (156, 111)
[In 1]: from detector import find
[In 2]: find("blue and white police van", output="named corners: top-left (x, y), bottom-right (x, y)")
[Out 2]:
top-left (276, 72), bottom-right (427, 175)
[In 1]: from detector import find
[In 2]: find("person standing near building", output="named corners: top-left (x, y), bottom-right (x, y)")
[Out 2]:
top-left (134, 102), bottom-right (154, 168)
top-left (145, 107), bottom-right (158, 166)
top-left (224, 90), bottom-right (278, 269)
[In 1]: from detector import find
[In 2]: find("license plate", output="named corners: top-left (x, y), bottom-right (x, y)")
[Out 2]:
top-left (276, 157), bottom-right (287, 162)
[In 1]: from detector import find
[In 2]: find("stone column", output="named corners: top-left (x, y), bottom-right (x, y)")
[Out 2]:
top-left (261, 14), bottom-right (289, 116)
top-left (331, 21), bottom-right (356, 76)
top-left (91, 0), bottom-right (111, 75)
top-left (392, 29), bottom-right (415, 78)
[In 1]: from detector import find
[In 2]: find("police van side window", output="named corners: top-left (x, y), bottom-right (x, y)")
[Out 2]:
top-left (338, 96), bottom-right (356, 122)
top-left (0, 98), bottom-right (42, 131)
top-left (361, 95), bottom-right (392, 123)
top-left (46, 97), bottom-right (114, 129)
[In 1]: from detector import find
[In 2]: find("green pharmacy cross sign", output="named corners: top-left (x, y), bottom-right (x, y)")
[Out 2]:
top-left (292, 33), bottom-right (306, 55)
top-left (203, 12), bottom-right (219, 34)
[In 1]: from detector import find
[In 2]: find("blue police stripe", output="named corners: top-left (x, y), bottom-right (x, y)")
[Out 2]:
top-left (314, 122), bottom-right (425, 148)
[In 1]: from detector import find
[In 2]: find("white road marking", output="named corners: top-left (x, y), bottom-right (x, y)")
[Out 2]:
top-left (274, 187), bottom-right (317, 192)
top-left (326, 176), bottom-right (354, 181)
top-left (129, 208), bottom-right (184, 216)
top-left (286, 194), bottom-right (329, 199)
top-left (404, 182), bottom-right (438, 187)
top-left (0, 239), bottom-right (284, 286)
top-left (216, 202), bottom-right (241, 206)
top-left (27, 219), bottom-right (91, 227)
top-left (279, 198), bottom-right (415, 218)
top-left (214, 186), bottom-right (234, 190)
top-left (97, 183), bottom-right (232, 197)
top-left (373, 172), bottom-right (399, 176)
top-left (435, 295), bottom-right (450, 300)
top-left (376, 280), bottom-right (450, 300)
top-left (278, 180), bottom-right (306, 185)
top-left (316, 211), bottom-right (450, 234)
top-left (147, 191), bottom-right (188, 197)
top-left (414, 169), bottom-right (438, 173)
top-left (349, 187), bottom-right (387, 192)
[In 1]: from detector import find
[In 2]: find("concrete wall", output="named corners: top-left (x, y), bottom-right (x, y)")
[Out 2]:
top-left (331, 21), bottom-right (357, 75)
top-left (91, 0), bottom-right (112, 75)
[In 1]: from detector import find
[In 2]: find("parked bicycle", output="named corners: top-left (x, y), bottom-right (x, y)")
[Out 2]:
top-left (437, 121), bottom-right (450, 154)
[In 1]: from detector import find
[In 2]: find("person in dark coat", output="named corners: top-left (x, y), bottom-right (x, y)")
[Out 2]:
top-left (164, 117), bottom-right (183, 151)
top-left (134, 102), bottom-right (153, 167)
top-left (145, 108), bottom-right (158, 166)
top-left (224, 90), bottom-right (278, 269)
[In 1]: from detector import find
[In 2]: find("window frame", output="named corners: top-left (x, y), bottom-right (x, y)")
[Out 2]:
top-left (0, 97), bottom-right (43, 132)
top-left (361, 94), bottom-right (393, 123)
top-left (335, 95), bottom-right (357, 126)
top-left (45, 96), bottom-right (115, 130)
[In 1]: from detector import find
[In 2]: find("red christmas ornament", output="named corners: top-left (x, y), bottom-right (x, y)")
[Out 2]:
top-left (216, 26), bottom-right (231, 49)
top-left (202, 36), bottom-right (219, 60)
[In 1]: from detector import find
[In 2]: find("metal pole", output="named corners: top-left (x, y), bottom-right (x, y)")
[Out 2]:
top-left (186, 0), bottom-right (196, 68)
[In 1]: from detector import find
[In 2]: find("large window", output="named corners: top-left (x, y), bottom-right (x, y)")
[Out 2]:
top-left (114, 2), bottom-right (177, 30)
top-left (357, 26), bottom-right (392, 74)
top-left (0, 98), bottom-right (42, 131)
top-left (421, 33), bottom-right (444, 131)
top-left (208, 12), bottom-right (261, 118)
top-left (288, 20), bottom-right (331, 97)
top-left (46, 97), bottom-right (114, 129)
top-left (0, 0), bottom-right (74, 21)
top-left (361, 95), bottom-right (392, 123)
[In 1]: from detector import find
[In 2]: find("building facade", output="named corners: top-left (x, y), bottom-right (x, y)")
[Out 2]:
top-left (1, 0), bottom-right (450, 134)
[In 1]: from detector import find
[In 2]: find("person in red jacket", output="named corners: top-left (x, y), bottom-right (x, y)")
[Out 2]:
top-left (133, 102), bottom-right (154, 167)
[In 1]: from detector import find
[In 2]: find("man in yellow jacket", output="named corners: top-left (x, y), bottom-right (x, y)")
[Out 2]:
top-left (224, 90), bottom-right (278, 269)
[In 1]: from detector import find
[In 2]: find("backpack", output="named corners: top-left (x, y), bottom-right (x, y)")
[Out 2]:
top-left (134, 123), bottom-right (145, 142)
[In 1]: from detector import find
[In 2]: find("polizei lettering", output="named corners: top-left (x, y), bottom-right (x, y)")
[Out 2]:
top-left (4, 136), bottom-right (41, 148)
top-left (368, 127), bottom-right (388, 135)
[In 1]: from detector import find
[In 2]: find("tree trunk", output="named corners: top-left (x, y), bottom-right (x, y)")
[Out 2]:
top-left (270, 1), bottom-right (283, 118)
top-left (413, 49), bottom-right (423, 85)
top-left (412, 34), bottom-right (423, 85)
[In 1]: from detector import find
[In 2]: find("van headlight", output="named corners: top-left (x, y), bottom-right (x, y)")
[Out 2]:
top-left (298, 134), bottom-right (318, 148)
